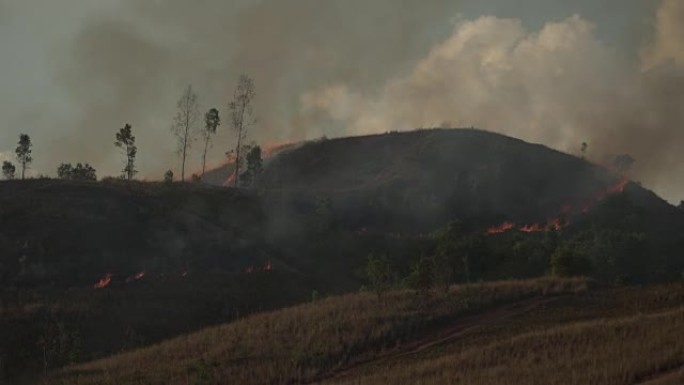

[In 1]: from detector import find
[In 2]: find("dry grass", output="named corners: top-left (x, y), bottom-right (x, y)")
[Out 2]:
top-left (47, 278), bottom-right (588, 385)
top-left (328, 308), bottom-right (684, 385)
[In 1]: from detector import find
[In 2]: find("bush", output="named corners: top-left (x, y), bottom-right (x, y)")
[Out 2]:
top-left (551, 244), bottom-right (592, 277)
top-left (57, 163), bottom-right (97, 181)
top-left (404, 255), bottom-right (436, 293)
top-left (364, 253), bottom-right (393, 298)
top-left (164, 170), bottom-right (174, 183)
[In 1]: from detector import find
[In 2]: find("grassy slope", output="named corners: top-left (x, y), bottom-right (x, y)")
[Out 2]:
top-left (45, 278), bottom-right (684, 385)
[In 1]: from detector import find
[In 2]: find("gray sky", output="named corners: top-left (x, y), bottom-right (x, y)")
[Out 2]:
top-left (0, 0), bottom-right (681, 203)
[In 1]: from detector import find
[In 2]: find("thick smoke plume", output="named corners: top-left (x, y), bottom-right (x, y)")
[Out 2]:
top-left (51, 0), bottom-right (460, 180)
top-left (300, 1), bottom-right (684, 203)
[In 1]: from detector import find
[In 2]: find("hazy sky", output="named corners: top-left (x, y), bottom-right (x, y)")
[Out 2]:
top-left (0, 0), bottom-right (682, 203)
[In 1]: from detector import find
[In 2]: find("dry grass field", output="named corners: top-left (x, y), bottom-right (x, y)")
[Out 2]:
top-left (42, 277), bottom-right (684, 385)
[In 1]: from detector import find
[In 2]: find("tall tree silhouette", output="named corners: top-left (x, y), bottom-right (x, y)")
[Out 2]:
top-left (171, 85), bottom-right (200, 182)
top-left (201, 108), bottom-right (221, 179)
top-left (115, 123), bottom-right (137, 180)
top-left (228, 75), bottom-right (256, 188)
top-left (15, 134), bottom-right (32, 180)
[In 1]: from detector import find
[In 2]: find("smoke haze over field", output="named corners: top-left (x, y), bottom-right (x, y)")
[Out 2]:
top-left (0, 0), bottom-right (682, 202)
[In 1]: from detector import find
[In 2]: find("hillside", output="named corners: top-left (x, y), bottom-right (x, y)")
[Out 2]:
top-left (44, 277), bottom-right (684, 385)
top-left (0, 179), bottom-right (271, 287)
top-left (255, 129), bottom-right (680, 233)
top-left (2, 129), bottom-right (683, 382)
top-left (253, 129), bottom-right (684, 285)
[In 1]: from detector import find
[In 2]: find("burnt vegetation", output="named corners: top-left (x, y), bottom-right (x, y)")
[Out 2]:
top-left (1, 129), bottom-right (683, 384)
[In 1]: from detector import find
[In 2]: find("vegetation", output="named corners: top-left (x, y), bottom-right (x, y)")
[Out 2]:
top-left (46, 278), bottom-right (590, 385)
top-left (1, 160), bottom-right (15, 180)
top-left (171, 85), bottom-right (200, 182)
top-left (330, 309), bottom-right (684, 385)
top-left (201, 108), bottom-right (221, 179)
top-left (15, 133), bottom-right (32, 179)
top-left (364, 253), bottom-right (393, 297)
top-left (114, 123), bottom-right (138, 180)
top-left (0, 129), bottom-right (682, 384)
top-left (228, 75), bottom-right (256, 188)
top-left (241, 145), bottom-right (263, 187)
top-left (56, 163), bottom-right (97, 181)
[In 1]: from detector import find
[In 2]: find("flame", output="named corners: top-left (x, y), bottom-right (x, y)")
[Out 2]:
top-left (244, 261), bottom-right (273, 274)
top-left (486, 178), bottom-right (629, 235)
top-left (262, 142), bottom-right (296, 158)
top-left (582, 178), bottom-right (629, 213)
top-left (489, 217), bottom-right (567, 235)
top-left (94, 273), bottom-right (112, 289)
top-left (486, 222), bottom-right (515, 234)
top-left (125, 271), bottom-right (146, 283)
top-left (519, 223), bottom-right (543, 233)
top-left (222, 141), bottom-right (296, 186)
top-left (223, 169), bottom-right (238, 187)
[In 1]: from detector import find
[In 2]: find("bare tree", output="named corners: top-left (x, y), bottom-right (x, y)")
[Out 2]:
top-left (171, 85), bottom-right (200, 182)
top-left (15, 133), bottom-right (32, 180)
top-left (201, 108), bottom-right (221, 178)
top-left (228, 75), bottom-right (256, 188)
top-left (115, 123), bottom-right (137, 180)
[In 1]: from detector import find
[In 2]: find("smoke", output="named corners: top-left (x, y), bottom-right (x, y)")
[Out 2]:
top-left (299, 2), bottom-right (684, 203)
top-left (3, 0), bottom-right (681, 202)
top-left (0, 151), bottom-right (11, 164)
top-left (642, 0), bottom-right (684, 69)
top-left (50, 0), bottom-right (461, 179)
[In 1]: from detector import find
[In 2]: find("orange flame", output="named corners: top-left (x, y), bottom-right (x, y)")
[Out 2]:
top-left (486, 178), bottom-right (629, 235)
top-left (487, 222), bottom-right (515, 234)
top-left (244, 261), bottom-right (273, 274)
top-left (519, 223), bottom-right (543, 233)
top-left (223, 169), bottom-right (238, 187)
top-left (582, 178), bottom-right (629, 213)
top-left (223, 142), bottom-right (296, 186)
top-left (94, 273), bottom-right (112, 289)
top-left (125, 271), bottom-right (146, 283)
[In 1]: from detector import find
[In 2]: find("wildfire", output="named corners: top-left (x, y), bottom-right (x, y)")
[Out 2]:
top-left (222, 141), bottom-right (296, 186)
top-left (487, 217), bottom-right (567, 235)
top-left (262, 142), bottom-right (296, 158)
top-left (519, 223), bottom-right (543, 233)
top-left (487, 222), bottom-right (515, 234)
top-left (245, 260), bottom-right (274, 273)
top-left (486, 178), bottom-right (629, 235)
top-left (223, 169), bottom-right (238, 187)
top-left (125, 271), bottom-right (145, 283)
top-left (94, 273), bottom-right (112, 289)
top-left (582, 178), bottom-right (629, 213)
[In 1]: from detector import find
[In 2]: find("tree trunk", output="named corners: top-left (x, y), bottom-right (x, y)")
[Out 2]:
top-left (181, 142), bottom-right (187, 182)
top-left (202, 137), bottom-right (210, 178)
top-left (21, 161), bottom-right (25, 180)
top-left (233, 103), bottom-right (246, 188)
top-left (234, 137), bottom-right (241, 188)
